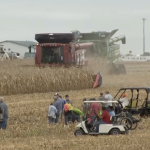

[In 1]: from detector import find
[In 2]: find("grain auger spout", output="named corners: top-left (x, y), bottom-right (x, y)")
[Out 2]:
top-left (75, 43), bottom-right (93, 49)
top-left (109, 35), bottom-right (126, 45)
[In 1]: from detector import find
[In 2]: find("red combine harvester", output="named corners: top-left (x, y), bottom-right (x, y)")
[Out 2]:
top-left (35, 32), bottom-right (102, 88)
top-left (34, 30), bottom-right (126, 88)
top-left (35, 32), bottom-right (94, 67)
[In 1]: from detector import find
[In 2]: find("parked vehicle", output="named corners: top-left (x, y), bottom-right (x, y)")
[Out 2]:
top-left (114, 87), bottom-right (150, 117)
top-left (74, 100), bottom-right (129, 136)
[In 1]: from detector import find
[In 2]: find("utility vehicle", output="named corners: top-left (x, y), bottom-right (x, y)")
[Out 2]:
top-left (114, 87), bottom-right (150, 116)
top-left (74, 101), bottom-right (129, 136)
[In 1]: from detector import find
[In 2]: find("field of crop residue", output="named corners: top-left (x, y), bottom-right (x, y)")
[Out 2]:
top-left (1, 59), bottom-right (150, 150)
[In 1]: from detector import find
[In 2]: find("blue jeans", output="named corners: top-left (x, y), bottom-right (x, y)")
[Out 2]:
top-left (0, 118), bottom-right (8, 129)
top-left (96, 120), bottom-right (106, 132)
top-left (48, 116), bottom-right (55, 124)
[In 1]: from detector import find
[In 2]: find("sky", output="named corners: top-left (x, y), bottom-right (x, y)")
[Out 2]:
top-left (0, 0), bottom-right (150, 55)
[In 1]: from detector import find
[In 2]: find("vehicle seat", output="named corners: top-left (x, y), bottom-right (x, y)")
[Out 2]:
top-left (110, 115), bottom-right (118, 123)
top-left (125, 100), bottom-right (137, 108)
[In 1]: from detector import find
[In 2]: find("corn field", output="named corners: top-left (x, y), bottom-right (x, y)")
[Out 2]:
top-left (0, 59), bottom-right (93, 95)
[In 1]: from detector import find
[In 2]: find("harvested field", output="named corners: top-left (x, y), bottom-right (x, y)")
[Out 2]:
top-left (0, 60), bottom-right (150, 150)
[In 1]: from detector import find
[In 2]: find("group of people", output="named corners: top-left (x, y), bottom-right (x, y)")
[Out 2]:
top-left (0, 91), bottom-right (129, 131)
top-left (48, 91), bottom-right (129, 129)
top-left (0, 97), bottom-right (8, 130)
top-left (48, 93), bottom-right (80, 125)
top-left (82, 91), bottom-right (129, 132)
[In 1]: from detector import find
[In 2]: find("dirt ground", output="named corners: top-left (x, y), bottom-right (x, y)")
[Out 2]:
top-left (1, 61), bottom-right (150, 150)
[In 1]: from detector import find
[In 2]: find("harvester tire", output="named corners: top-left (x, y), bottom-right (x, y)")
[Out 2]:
top-left (118, 64), bottom-right (126, 74)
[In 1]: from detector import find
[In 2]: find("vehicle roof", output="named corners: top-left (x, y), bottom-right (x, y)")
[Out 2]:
top-left (119, 87), bottom-right (150, 92)
top-left (84, 100), bottom-right (118, 103)
top-left (35, 33), bottom-right (75, 43)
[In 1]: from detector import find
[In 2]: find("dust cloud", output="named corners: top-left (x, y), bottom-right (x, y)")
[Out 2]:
top-left (84, 57), bottom-right (110, 76)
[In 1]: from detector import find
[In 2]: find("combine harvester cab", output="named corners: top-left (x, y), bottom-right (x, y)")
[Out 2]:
top-left (35, 32), bottom-right (91, 67)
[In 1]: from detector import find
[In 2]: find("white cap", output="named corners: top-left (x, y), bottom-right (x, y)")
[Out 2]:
top-left (54, 93), bottom-right (59, 96)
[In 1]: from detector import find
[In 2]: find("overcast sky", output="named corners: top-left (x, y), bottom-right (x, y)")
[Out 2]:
top-left (0, 0), bottom-right (150, 54)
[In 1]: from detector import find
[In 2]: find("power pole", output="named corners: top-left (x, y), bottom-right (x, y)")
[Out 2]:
top-left (142, 18), bottom-right (146, 54)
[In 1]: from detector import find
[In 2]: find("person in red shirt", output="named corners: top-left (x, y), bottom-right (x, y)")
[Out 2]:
top-left (95, 106), bottom-right (111, 132)
top-left (89, 98), bottom-right (101, 125)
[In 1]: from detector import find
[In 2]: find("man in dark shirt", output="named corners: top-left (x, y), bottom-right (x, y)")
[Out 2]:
top-left (95, 106), bottom-right (111, 132)
top-left (0, 97), bottom-right (8, 129)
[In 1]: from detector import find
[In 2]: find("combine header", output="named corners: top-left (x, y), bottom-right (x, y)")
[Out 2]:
top-left (35, 29), bottom-right (126, 75)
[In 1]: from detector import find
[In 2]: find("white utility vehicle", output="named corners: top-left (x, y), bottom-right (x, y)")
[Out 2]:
top-left (74, 100), bottom-right (129, 136)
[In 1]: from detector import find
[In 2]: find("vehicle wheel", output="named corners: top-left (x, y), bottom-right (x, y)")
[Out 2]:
top-left (120, 117), bottom-right (133, 130)
top-left (110, 128), bottom-right (121, 135)
top-left (131, 122), bottom-right (138, 130)
top-left (74, 129), bottom-right (84, 136)
top-left (118, 64), bottom-right (126, 74)
top-left (130, 117), bottom-right (138, 130)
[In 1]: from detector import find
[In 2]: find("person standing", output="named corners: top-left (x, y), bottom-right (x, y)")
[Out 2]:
top-left (99, 92), bottom-right (106, 100)
top-left (53, 95), bottom-right (62, 123)
top-left (65, 94), bottom-right (72, 105)
top-left (63, 99), bottom-right (73, 125)
top-left (99, 92), bottom-right (107, 107)
top-left (59, 95), bottom-right (66, 121)
top-left (48, 103), bottom-right (57, 124)
top-left (89, 98), bottom-right (101, 125)
top-left (105, 91), bottom-right (114, 111)
top-left (0, 97), bottom-right (8, 129)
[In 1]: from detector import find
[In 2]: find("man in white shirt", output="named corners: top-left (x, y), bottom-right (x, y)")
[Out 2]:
top-left (105, 91), bottom-right (114, 110)
top-left (118, 94), bottom-right (129, 108)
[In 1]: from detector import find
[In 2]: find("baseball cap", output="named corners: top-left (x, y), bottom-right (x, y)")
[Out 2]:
top-left (54, 93), bottom-right (59, 96)
top-left (122, 93), bottom-right (126, 97)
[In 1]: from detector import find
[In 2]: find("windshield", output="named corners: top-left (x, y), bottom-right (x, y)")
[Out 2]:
top-left (41, 46), bottom-right (64, 63)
